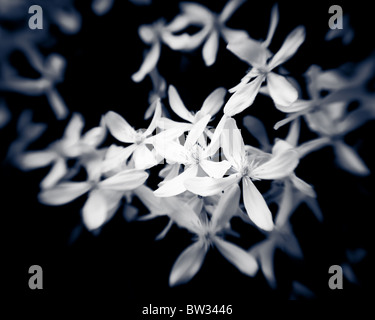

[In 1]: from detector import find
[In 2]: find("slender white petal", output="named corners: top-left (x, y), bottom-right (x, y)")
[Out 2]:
top-left (63, 112), bottom-right (84, 143)
top-left (81, 126), bottom-right (106, 147)
top-left (46, 89), bottom-right (69, 120)
top-left (154, 165), bottom-right (199, 197)
top-left (40, 158), bottom-right (67, 189)
top-left (153, 139), bottom-right (189, 165)
top-left (184, 114), bottom-right (211, 148)
top-left (285, 118), bottom-right (300, 147)
top-left (131, 41), bottom-right (161, 82)
top-left (18, 150), bottom-right (56, 170)
top-left (289, 173), bottom-right (316, 198)
top-left (242, 176), bottom-right (274, 231)
top-left (252, 148), bottom-right (299, 180)
top-left (203, 30), bottom-right (220, 66)
top-left (168, 85), bottom-right (195, 122)
top-left (213, 237), bottom-right (258, 276)
top-left (267, 72), bottom-right (298, 107)
top-left (263, 3), bottom-right (279, 48)
top-left (211, 184), bottom-right (241, 231)
top-left (98, 169), bottom-right (148, 190)
top-left (333, 141), bottom-right (370, 176)
top-left (243, 115), bottom-right (270, 150)
top-left (227, 37), bottom-right (267, 68)
top-left (224, 76), bottom-right (264, 117)
top-left (134, 185), bottom-right (164, 215)
top-left (104, 111), bottom-right (136, 143)
top-left (274, 179), bottom-right (294, 227)
top-left (82, 189), bottom-right (108, 231)
top-left (219, 0), bottom-right (246, 22)
top-left (38, 182), bottom-right (92, 205)
top-left (200, 87), bottom-right (226, 117)
top-left (200, 159), bottom-right (231, 178)
top-left (169, 240), bottom-right (207, 287)
top-left (144, 99), bottom-right (162, 136)
top-left (221, 118), bottom-right (245, 169)
top-left (221, 27), bottom-right (249, 44)
top-left (268, 26), bottom-right (306, 70)
top-left (185, 174), bottom-right (241, 197)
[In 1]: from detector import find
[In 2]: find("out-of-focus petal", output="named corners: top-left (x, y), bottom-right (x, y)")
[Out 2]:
top-left (221, 27), bottom-right (249, 44)
top-left (40, 158), bottom-right (68, 189)
top-left (144, 99), bottom-right (162, 136)
top-left (268, 26), bottom-right (306, 70)
top-left (263, 3), bottom-right (279, 48)
top-left (91, 0), bottom-right (114, 16)
top-left (267, 72), bottom-right (298, 107)
top-left (224, 76), bottom-right (264, 117)
top-left (242, 176), bottom-right (274, 231)
top-left (200, 87), bottom-right (226, 117)
top-left (38, 182), bottom-right (92, 205)
top-left (219, 0), bottom-right (246, 22)
top-left (213, 237), bottom-right (258, 276)
top-left (169, 240), bottom-right (207, 287)
top-left (104, 111), bottom-right (136, 143)
top-left (227, 37), bottom-right (267, 68)
top-left (18, 151), bottom-right (56, 170)
top-left (131, 41), bottom-right (161, 82)
top-left (185, 174), bottom-right (241, 197)
top-left (46, 89), bottom-right (69, 120)
top-left (202, 30), bottom-right (220, 66)
top-left (82, 189), bottom-right (107, 230)
top-left (53, 7), bottom-right (82, 34)
top-left (168, 85), bottom-right (195, 123)
top-left (243, 115), bottom-right (270, 150)
top-left (221, 117), bottom-right (245, 169)
top-left (99, 169), bottom-right (149, 190)
top-left (333, 141), bottom-right (370, 176)
top-left (251, 147), bottom-right (299, 180)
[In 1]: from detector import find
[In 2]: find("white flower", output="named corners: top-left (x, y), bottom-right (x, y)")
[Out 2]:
top-left (39, 166), bottom-right (149, 231)
top-left (18, 113), bottom-right (106, 189)
top-left (153, 113), bottom-right (231, 197)
top-left (185, 118), bottom-right (299, 231)
top-left (165, 0), bottom-right (248, 66)
top-left (224, 14), bottom-right (305, 116)
top-left (103, 100), bottom-right (163, 171)
top-left (168, 184), bottom-right (258, 286)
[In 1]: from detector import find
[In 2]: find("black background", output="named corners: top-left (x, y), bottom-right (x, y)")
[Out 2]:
top-left (2, 0), bottom-right (374, 307)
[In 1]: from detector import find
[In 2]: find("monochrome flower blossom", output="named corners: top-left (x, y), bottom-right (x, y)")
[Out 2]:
top-left (2, 0), bottom-right (373, 295)
top-left (224, 5), bottom-right (305, 116)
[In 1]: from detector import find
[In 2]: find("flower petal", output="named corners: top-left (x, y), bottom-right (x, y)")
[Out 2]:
top-left (169, 240), bottom-right (207, 287)
top-left (46, 89), bottom-right (69, 120)
top-left (18, 151), bottom-right (56, 170)
top-left (268, 26), bottom-right (306, 69)
top-left (267, 72), bottom-right (298, 107)
top-left (242, 176), bottom-right (274, 231)
top-left (202, 30), bottom-right (220, 66)
top-left (333, 141), bottom-right (370, 176)
top-left (98, 169), bottom-right (149, 190)
top-left (133, 144), bottom-right (157, 170)
top-left (104, 111), bottom-right (136, 143)
top-left (82, 189), bottom-right (108, 231)
top-left (200, 159), bottom-right (231, 178)
top-left (144, 99), bottom-right (162, 136)
top-left (200, 87), bottom-right (227, 117)
top-left (40, 158), bottom-right (68, 189)
top-left (184, 114), bottom-right (211, 147)
top-left (263, 3), bottom-right (279, 48)
top-left (243, 115), bottom-right (270, 150)
top-left (211, 184), bottom-right (241, 231)
top-left (131, 41), bottom-right (161, 83)
top-left (221, 117), bottom-right (245, 169)
top-left (154, 165), bottom-right (199, 197)
top-left (168, 85), bottom-right (195, 122)
top-left (219, 0), bottom-right (246, 22)
top-left (227, 37), bottom-right (268, 68)
top-left (224, 75), bottom-right (264, 117)
top-left (213, 237), bottom-right (258, 276)
top-left (38, 182), bottom-right (92, 205)
top-left (185, 174), bottom-right (241, 197)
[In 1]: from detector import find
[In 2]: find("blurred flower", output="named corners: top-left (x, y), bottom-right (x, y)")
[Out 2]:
top-left (165, 0), bottom-right (248, 66)
top-left (185, 118), bottom-right (299, 231)
top-left (168, 184), bottom-right (258, 286)
top-left (225, 11), bottom-right (305, 115)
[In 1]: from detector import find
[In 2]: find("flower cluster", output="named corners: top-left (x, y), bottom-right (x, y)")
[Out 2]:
top-left (1, 0), bottom-right (373, 295)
